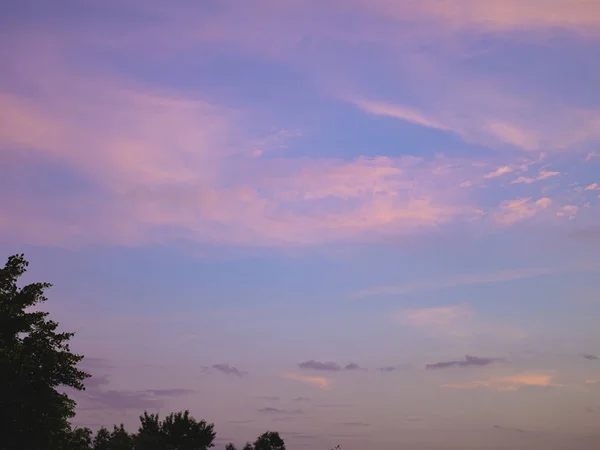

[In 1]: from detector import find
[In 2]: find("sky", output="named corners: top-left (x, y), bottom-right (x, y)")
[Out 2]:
top-left (1, 0), bottom-right (600, 449)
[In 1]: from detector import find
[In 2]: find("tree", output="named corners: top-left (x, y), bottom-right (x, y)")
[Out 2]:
top-left (135, 410), bottom-right (216, 450)
top-left (253, 431), bottom-right (285, 450)
top-left (110, 424), bottom-right (136, 450)
top-left (92, 427), bottom-right (112, 450)
top-left (0, 254), bottom-right (90, 450)
top-left (225, 442), bottom-right (254, 450)
top-left (66, 426), bottom-right (93, 450)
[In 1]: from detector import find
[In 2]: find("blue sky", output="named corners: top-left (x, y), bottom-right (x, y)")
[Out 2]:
top-left (1, 1), bottom-right (600, 449)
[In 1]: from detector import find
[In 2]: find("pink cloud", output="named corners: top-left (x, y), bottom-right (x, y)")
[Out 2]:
top-left (556, 205), bottom-right (580, 219)
top-left (349, 0), bottom-right (600, 34)
top-left (282, 373), bottom-right (330, 389)
top-left (1, 64), bottom-right (481, 247)
top-left (352, 100), bottom-right (451, 133)
top-left (483, 165), bottom-right (514, 179)
top-left (443, 373), bottom-right (562, 391)
top-left (493, 197), bottom-right (552, 226)
top-left (2, 15), bottom-right (598, 249)
top-left (392, 304), bottom-right (525, 341)
top-left (394, 305), bottom-right (472, 328)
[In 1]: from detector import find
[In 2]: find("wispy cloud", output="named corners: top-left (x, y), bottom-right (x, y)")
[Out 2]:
top-left (340, 421), bottom-right (371, 427)
top-left (392, 304), bottom-right (525, 340)
top-left (511, 170), bottom-right (560, 184)
top-left (354, 266), bottom-right (560, 298)
top-left (579, 353), bottom-right (600, 361)
top-left (484, 166), bottom-right (514, 179)
top-left (282, 373), bottom-right (331, 389)
top-left (426, 355), bottom-right (504, 370)
top-left (78, 386), bottom-right (193, 411)
top-left (443, 373), bottom-right (562, 391)
top-left (258, 407), bottom-right (303, 415)
top-left (352, 100), bottom-right (451, 133)
top-left (83, 374), bottom-right (111, 389)
top-left (346, 0), bottom-right (600, 37)
top-left (493, 197), bottom-right (552, 226)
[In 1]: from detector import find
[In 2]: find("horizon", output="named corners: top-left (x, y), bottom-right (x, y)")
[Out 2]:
top-left (1, 1), bottom-right (600, 449)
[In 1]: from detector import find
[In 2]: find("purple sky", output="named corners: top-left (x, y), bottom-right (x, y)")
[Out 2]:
top-left (2, 1), bottom-right (600, 449)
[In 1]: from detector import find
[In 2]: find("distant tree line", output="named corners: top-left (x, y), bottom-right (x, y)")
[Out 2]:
top-left (0, 254), bottom-right (339, 450)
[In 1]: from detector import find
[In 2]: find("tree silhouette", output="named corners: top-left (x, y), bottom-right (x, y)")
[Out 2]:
top-left (66, 427), bottom-right (93, 450)
top-left (91, 427), bottom-right (112, 450)
top-left (253, 431), bottom-right (285, 450)
top-left (135, 410), bottom-right (216, 450)
top-left (0, 254), bottom-right (90, 450)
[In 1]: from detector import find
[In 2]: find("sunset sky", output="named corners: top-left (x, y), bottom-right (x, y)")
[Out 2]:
top-left (2, 1), bottom-right (600, 449)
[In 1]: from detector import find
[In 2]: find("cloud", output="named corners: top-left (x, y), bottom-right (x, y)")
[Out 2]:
top-left (297, 360), bottom-right (366, 372)
top-left (396, 304), bottom-right (472, 328)
top-left (293, 397), bottom-right (311, 402)
top-left (352, 100), bottom-right (451, 133)
top-left (79, 357), bottom-right (116, 370)
top-left (258, 407), bottom-right (303, 415)
top-left (144, 388), bottom-right (195, 397)
top-left (81, 389), bottom-right (165, 410)
top-left (212, 364), bottom-right (247, 377)
top-left (340, 422), bottom-right (371, 427)
top-left (343, 363), bottom-right (367, 372)
top-left (425, 355), bottom-right (504, 370)
top-left (585, 183), bottom-right (600, 191)
top-left (298, 360), bottom-right (341, 372)
top-left (353, 0), bottom-right (600, 34)
top-left (350, 94), bottom-right (600, 153)
top-left (484, 166), bottom-right (514, 179)
top-left (511, 170), bottom-right (560, 184)
top-left (378, 366), bottom-right (397, 372)
top-left (538, 170), bottom-right (560, 180)
top-left (493, 197), bottom-right (552, 226)
top-left (580, 353), bottom-right (600, 361)
top-left (493, 425), bottom-right (530, 434)
top-left (83, 374), bottom-right (111, 389)
top-left (510, 176), bottom-right (535, 185)
top-left (282, 373), bottom-right (331, 389)
top-left (392, 304), bottom-right (525, 340)
top-left (443, 373), bottom-right (562, 391)
top-left (79, 386), bottom-right (192, 411)
top-left (556, 205), bottom-right (579, 219)
top-left (2, 2), bottom-right (599, 252)
top-left (354, 266), bottom-right (563, 298)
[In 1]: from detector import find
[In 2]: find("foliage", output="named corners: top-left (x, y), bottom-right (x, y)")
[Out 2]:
top-left (0, 254), bottom-right (90, 450)
top-left (92, 427), bottom-right (112, 450)
top-left (135, 410), bottom-right (216, 450)
top-left (253, 431), bottom-right (285, 450)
